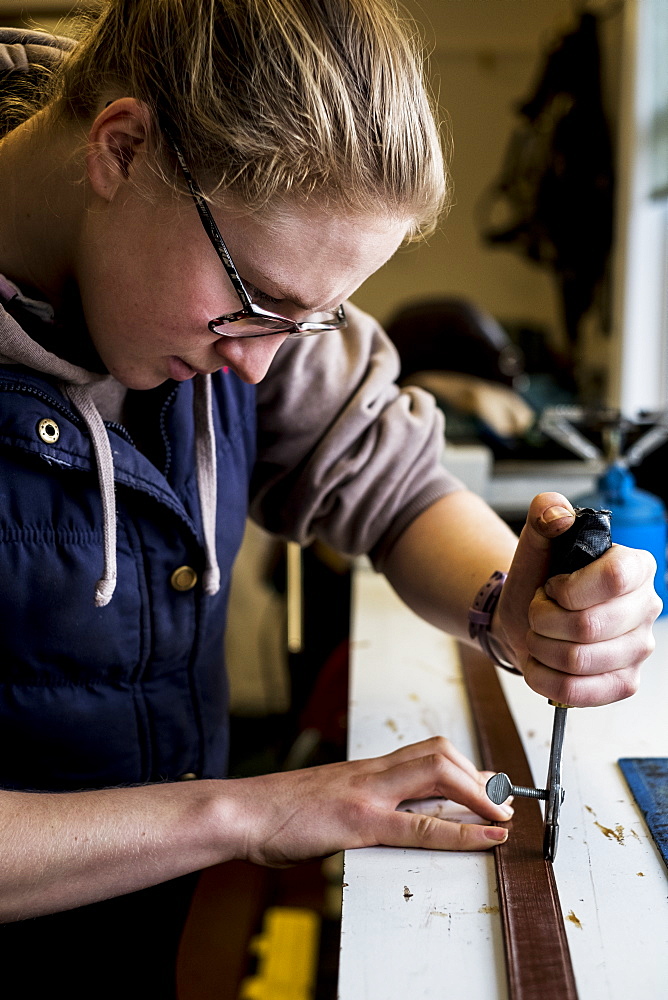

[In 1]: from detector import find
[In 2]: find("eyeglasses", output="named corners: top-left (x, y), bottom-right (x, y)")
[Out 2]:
top-left (164, 130), bottom-right (347, 339)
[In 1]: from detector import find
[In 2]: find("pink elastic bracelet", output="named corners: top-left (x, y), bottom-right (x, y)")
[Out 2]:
top-left (468, 571), bottom-right (521, 674)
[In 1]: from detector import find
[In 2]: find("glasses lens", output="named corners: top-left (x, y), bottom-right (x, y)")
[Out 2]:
top-left (210, 315), bottom-right (296, 337)
top-left (211, 307), bottom-right (346, 338)
top-left (286, 309), bottom-right (347, 337)
top-left (300, 310), bottom-right (341, 326)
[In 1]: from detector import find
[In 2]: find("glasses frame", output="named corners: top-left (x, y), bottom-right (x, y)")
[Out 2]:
top-left (163, 129), bottom-right (347, 339)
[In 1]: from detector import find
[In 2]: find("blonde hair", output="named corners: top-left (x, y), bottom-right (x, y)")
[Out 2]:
top-left (47, 1), bottom-right (448, 237)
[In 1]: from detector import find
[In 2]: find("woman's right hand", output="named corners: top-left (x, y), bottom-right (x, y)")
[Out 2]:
top-left (224, 736), bottom-right (513, 868)
top-left (0, 736), bottom-right (512, 922)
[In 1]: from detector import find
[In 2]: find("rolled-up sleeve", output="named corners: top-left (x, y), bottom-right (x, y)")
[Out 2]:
top-left (250, 302), bottom-right (464, 568)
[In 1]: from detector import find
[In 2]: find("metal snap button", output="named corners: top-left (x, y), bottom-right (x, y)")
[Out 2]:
top-left (37, 418), bottom-right (60, 444)
top-left (178, 772), bottom-right (198, 781)
top-left (170, 565), bottom-right (198, 592)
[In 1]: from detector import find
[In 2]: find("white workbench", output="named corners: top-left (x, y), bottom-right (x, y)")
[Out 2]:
top-left (339, 564), bottom-right (668, 1000)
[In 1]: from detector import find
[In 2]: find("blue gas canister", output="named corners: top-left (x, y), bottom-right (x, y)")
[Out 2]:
top-left (577, 463), bottom-right (668, 613)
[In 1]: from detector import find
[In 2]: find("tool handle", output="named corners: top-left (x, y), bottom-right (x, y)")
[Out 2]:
top-left (547, 506), bottom-right (613, 709)
top-left (548, 506), bottom-right (612, 577)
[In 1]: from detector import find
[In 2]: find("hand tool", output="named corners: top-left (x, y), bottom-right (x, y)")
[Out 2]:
top-left (486, 506), bottom-right (612, 861)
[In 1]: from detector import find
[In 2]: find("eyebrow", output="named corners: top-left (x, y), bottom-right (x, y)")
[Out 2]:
top-left (244, 271), bottom-right (319, 313)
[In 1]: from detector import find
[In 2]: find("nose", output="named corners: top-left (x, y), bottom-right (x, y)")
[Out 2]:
top-left (213, 332), bottom-right (288, 383)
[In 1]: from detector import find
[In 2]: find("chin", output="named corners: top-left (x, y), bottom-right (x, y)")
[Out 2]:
top-left (107, 364), bottom-right (167, 392)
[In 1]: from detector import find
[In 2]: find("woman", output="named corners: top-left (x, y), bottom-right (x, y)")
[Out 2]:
top-left (0, 2), bottom-right (659, 994)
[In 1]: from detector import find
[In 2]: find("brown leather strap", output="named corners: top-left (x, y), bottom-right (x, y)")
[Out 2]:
top-left (460, 644), bottom-right (579, 1000)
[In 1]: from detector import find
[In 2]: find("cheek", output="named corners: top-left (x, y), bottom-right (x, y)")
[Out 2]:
top-left (86, 210), bottom-right (222, 327)
top-left (89, 256), bottom-right (216, 347)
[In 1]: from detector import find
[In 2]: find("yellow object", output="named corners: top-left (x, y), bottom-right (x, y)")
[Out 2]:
top-left (286, 542), bottom-right (303, 654)
top-left (239, 906), bottom-right (320, 1000)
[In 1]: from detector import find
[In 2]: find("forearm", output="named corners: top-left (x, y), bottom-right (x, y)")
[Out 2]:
top-left (381, 490), bottom-right (518, 640)
top-left (0, 780), bottom-right (239, 921)
top-left (384, 490), bottom-right (660, 707)
top-left (0, 738), bottom-right (524, 921)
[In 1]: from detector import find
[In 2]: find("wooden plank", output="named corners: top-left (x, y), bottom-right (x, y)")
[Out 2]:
top-left (341, 565), bottom-right (668, 1000)
top-left (340, 566), bottom-right (507, 1000)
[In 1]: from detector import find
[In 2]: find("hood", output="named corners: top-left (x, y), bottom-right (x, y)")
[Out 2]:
top-left (0, 26), bottom-right (75, 76)
top-left (0, 29), bottom-right (222, 607)
top-left (0, 280), bottom-right (220, 609)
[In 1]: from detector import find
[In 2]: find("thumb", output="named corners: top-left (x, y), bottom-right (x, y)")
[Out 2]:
top-left (503, 492), bottom-right (575, 622)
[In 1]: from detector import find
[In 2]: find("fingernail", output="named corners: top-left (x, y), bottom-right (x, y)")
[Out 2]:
top-left (542, 505), bottom-right (573, 524)
top-left (485, 826), bottom-right (509, 842)
top-left (499, 804), bottom-right (514, 818)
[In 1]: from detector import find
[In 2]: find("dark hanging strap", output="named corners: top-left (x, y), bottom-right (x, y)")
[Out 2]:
top-left (460, 643), bottom-right (579, 1000)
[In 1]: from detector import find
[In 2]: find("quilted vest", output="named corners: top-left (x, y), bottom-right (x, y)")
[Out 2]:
top-left (0, 365), bottom-right (256, 790)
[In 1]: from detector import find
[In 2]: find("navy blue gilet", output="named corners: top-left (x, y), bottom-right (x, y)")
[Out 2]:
top-left (0, 364), bottom-right (256, 791)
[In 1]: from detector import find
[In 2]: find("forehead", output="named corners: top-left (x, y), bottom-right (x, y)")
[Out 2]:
top-left (215, 202), bottom-right (409, 309)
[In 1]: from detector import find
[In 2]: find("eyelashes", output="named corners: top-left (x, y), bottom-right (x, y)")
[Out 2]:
top-left (244, 280), bottom-right (282, 307)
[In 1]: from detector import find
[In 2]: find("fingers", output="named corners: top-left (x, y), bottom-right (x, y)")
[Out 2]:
top-left (498, 497), bottom-right (659, 707)
top-left (360, 747), bottom-right (513, 852)
top-left (522, 658), bottom-right (641, 707)
top-left (498, 492), bottom-right (576, 660)
top-left (529, 586), bottom-right (660, 644)
top-left (374, 806), bottom-right (508, 852)
top-left (380, 735), bottom-right (482, 782)
top-left (373, 746), bottom-right (514, 825)
top-left (524, 593), bottom-right (657, 707)
top-left (516, 536), bottom-right (661, 705)
top-left (237, 737), bottom-right (514, 866)
top-left (526, 624), bottom-right (656, 677)
top-left (544, 544), bottom-right (659, 611)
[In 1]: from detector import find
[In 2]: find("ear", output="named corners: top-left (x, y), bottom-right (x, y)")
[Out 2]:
top-left (86, 97), bottom-right (153, 201)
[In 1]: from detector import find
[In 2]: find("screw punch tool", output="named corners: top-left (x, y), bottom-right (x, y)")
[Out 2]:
top-left (486, 507), bottom-right (612, 861)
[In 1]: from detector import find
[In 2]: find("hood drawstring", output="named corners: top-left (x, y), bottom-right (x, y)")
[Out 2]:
top-left (65, 376), bottom-right (221, 607)
top-left (194, 374), bottom-right (221, 596)
top-left (0, 280), bottom-right (222, 607)
top-left (65, 383), bottom-right (118, 607)
top-left (64, 376), bottom-right (222, 606)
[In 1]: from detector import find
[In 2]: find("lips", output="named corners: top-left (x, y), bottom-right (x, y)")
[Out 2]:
top-left (168, 357), bottom-right (226, 380)
top-left (168, 356), bottom-right (197, 381)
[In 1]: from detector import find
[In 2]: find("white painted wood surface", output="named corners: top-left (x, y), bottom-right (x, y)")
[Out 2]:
top-left (339, 564), bottom-right (668, 1000)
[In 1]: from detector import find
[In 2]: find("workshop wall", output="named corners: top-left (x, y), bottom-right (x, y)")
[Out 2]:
top-left (351, 0), bottom-right (624, 389)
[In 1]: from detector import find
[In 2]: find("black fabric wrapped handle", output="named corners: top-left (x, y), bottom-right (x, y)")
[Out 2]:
top-left (548, 507), bottom-right (612, 577)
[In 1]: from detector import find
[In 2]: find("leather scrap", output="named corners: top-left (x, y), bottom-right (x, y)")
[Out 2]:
top-left (460, 643), bottom-right (579, 1000)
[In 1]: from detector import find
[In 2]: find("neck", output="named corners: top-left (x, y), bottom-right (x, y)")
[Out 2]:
top-left (0, 109), bottom-right (84, 313)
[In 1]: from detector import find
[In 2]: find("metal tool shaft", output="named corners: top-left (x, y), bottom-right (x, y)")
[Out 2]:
top-left (543, 704), bottom-right (568, 862)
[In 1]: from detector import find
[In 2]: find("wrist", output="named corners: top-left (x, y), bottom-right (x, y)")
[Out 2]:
top-left (468, 571), bottom-right (521, 675)
top-left (488, 614), bottom-right (519, 674)
top-left (198, 778), bottom-right (252, 865)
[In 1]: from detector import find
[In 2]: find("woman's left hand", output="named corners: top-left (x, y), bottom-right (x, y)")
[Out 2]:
top-left (493, 492), bottom-right (663, 706)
